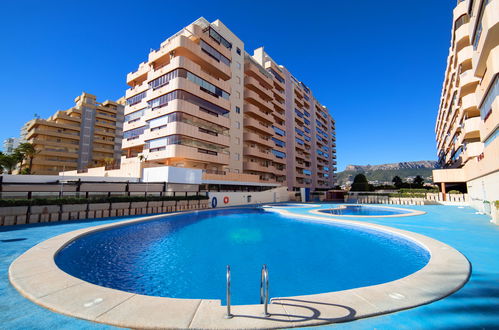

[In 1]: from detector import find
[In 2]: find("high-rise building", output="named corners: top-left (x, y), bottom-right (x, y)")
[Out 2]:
top-left (2, 138), bottom-right (20, 154)
top-left (433, 0), bottom-right (499, 209)
top-left (23, 92), bottom-right (124, 175)
top-left (122, 18), bottom-right (337, 190)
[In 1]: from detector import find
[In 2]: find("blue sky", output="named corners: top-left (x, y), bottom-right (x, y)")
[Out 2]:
top-left (0, 0), bottom-right (454, 171)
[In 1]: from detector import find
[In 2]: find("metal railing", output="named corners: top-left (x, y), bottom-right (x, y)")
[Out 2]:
top-left (260, 264), bottom-right (270, 317)
top-left (225, 265), bottom-right (232, 319)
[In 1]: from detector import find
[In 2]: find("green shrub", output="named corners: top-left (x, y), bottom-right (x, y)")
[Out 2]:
top-left (495, 201), bottom-right (499, 209)
top-left (0, 194), bottom-right (208, 208)
top-left (448, 190), bottom-right (462, 194)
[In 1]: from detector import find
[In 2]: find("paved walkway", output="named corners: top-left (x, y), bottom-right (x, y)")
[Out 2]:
top-left (1, 205), bottom-right (498, 329)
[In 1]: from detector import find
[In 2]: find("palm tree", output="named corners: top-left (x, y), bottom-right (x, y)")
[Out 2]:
top-left (0, 152), bottom-right (21, 174)
top-left (103, 157), bottom-right (115, 169)
top-left (16, 143), bottom-right (38, 174)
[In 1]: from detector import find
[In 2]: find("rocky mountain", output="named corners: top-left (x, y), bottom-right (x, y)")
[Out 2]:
top-left (337, 161), bottom-right (438, 186)
top-left (344, 161), bottom-right (437, 172)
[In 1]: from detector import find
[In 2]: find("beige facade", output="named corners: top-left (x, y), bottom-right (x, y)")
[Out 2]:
top-left (122, 18), bottom-right (337, 190)
top-left (434, 0), bottom-right (499, 207)
top-left (24, 93), bottom-right (124, 175)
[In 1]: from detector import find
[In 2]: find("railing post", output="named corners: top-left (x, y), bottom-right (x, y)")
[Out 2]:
top-left (225, 265), bottom-right (232, 319)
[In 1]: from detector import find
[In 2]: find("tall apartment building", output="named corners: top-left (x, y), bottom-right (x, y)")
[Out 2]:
top-left (24, 92), bottom-right (124, 175)
top-left (123, 17), bottom-right (337, 191)
top-left (433, 0), bottom-right (499, 209)
top-left (2, 138), bottom-right (20, 154)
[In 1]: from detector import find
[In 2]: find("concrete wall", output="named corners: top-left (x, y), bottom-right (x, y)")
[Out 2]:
top-left (142, 166), bottom-right (202, 184)
top-left (467, 170), bottom-right (499, 213)
top-left (208, 186), bottom-right (288, 207)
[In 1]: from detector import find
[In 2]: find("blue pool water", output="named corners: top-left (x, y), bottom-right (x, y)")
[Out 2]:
top-left (318, 205), bottom-right (412, 216)
top-left (55, 208), bottom-right (429, 305)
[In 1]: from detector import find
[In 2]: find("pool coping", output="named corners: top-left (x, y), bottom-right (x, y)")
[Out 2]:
top-left (308, 204), bottom-right (427, 218)
top-left (9, 206), bottom-right (470, 329)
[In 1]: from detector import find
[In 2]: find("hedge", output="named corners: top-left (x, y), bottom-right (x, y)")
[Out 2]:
top-left (0, 194), bottom-right (209, 207)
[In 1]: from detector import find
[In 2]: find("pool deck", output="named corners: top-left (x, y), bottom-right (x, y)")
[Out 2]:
top-left (1, 204), bottom-right (498, 329)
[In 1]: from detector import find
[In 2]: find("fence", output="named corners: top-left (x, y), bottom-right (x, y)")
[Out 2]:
top-left (0, 199), bottom-right (210, 226)
top-left (346, 192), bottom-right (469, 205)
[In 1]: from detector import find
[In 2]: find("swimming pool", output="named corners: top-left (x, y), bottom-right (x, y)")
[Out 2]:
top-left (317, 205), bottom-right (415, 217)
top-left (55, 207), bottom-right (429, 305)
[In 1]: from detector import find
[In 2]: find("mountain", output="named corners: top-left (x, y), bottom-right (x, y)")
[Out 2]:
top-left (336, 161), bottom-right (438, 186)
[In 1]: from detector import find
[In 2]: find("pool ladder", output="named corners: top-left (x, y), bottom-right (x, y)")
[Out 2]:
top-left (225, 264), bottom-right (270, 319)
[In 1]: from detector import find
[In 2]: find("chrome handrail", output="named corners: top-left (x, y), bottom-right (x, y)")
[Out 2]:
top-left (225, 265), bottom-right (232, 319)
top-left (260, 264), bottom-right (270, 317)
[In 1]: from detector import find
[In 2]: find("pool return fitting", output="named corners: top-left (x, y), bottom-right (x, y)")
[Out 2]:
top-left (225, 264), bottom-right (270, 319)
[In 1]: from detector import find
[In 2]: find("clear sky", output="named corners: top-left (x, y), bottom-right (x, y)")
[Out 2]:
top-left (0, 0), bottom-right (455, 171)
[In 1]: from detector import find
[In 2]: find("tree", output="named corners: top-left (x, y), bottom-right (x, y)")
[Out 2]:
top-left (351, 173), bottom-right (370, 191)
top-left (0, 152), bottom-right (21, 174)
top-left (392, 176), bottom-right (403, 189)
top-left (413, 175), bottom-right (424, 188)
top-left (16, 143), bottom-right (38, 174)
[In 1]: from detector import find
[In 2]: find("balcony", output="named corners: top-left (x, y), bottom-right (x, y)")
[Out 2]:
top-left (462, 116), bottom-right (481, 139)
top-left (244, 103), bottom-right (273, 123)
top-left (245, 61), bottom-right (273, 90)
top-left (127, 61), bottom-right (149, 86)
top-left (245, 76), bottom-right (273, 100)
top-left (457, 45), bottom-right (473, 67)
top-left (243, 161), bottom-right (273, 173)
top-left (243, 146), bottom-right (273, 160)
top-left (143, 99), bottom-right (230, 129)
top-left (473, 0), bottom-right (499, 75)
top-left (243, 116), bottom-right (274, 135)
top-left (148, 56), bottom-right (231, 93)
top-left (244, 90), bottom-right (274, 113)
top-left (144, 144), bottom-right (229, 165)
top-left (459, 70), bottom-right (479, 96)
top-left (243, 132), bottom-right (273, 148)
top-left (149, 35), bottom-right (231, 80)
top-left (462, 141), bottom-right (484, 162)
top-left (125, 82), bottom-right (150, 99)
top-left (454, 23), bottom-right (470, 51)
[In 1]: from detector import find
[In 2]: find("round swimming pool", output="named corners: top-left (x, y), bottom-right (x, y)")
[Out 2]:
top-left (55, 208), bottom-right (430, 305)
top-left (317, 205), bottom-right (415, 217)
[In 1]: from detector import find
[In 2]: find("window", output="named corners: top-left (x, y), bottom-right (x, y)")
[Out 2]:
top-left (271, 137), bottom-right (285, 147)
top-left (200, 40), bottom-right (230, 66)
top-left (124, 109), bottom-right (145, 122)
top-left (235, 106), bottom-right (240, 114)
top-left (234, 153), bottom-right (240, 160)
top-left (269, 68), bottom-right (285, 83)
top-left (149, 68), bottom-right (230, 100)
top-left (272, 149), bottom-right (286, 159)
top-left (272, 125), bottom-right (285, 136)
top-left (236, 47), bottom-right (241, 55)
top-left (236, 76), bottom-right (241, 84)
top-left (236, 91), bottom-right (240, 99)
top-left (126, 91), bottom-right (147, 106)
top-left (236, 61), bottom-right (241, 70)
top-left (207, 27), bottom-right (232, 49)
top-left (235, 137), bottom-right (240, 145)
top-left (480, 74), bottom-right (498, 120)
top-left (235, 121), bottom-right (240, 129)
top-left (148, 90), bottom-right (229, 115)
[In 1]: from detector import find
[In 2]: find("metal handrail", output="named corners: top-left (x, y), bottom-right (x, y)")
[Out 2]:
top-left (225, 265), bottom-right (232, 319)
top-left (260, 264), bottom-right (270, 317)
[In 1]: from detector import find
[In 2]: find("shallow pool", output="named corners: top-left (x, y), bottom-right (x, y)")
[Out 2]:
top-left (318, 205), bottom-right (413, 216)
top-left (55, 208), bottom-right (429, 305)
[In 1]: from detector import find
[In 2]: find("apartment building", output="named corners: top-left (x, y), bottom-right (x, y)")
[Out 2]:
top-left (433, 0), bottom-right (499, 209)
top-left (122, 17), bottom-right (337, 191)
top-left (2, 138), bottom-right (20, 154)
top-left (23, 93), bottom-right (124, 175)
